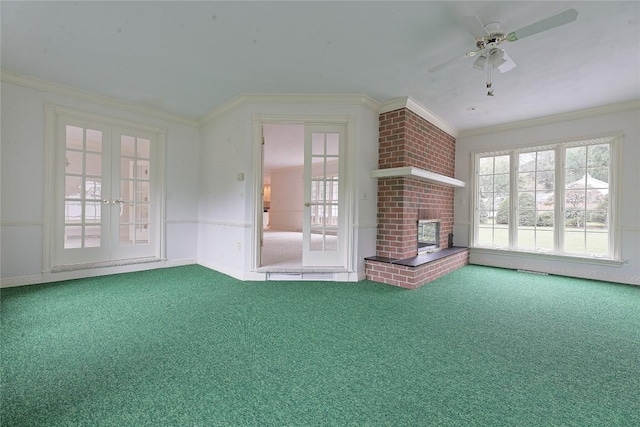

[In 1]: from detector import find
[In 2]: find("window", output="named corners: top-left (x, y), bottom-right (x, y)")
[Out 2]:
top-left (473, 136), bottom-right (618, 259)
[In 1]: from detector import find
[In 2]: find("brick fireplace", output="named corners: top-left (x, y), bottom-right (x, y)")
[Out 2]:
top-left (365, 106), bottom-right (469, 289)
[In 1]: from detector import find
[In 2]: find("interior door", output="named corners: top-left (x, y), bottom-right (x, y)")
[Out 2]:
top-left (302, 124), bottom-right (346, 267)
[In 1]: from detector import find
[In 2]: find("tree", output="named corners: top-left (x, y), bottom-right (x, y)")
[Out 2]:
top-left (496, 198), bottom-right (509, 224)
top-left (518, 192), bottom-right (536, 226)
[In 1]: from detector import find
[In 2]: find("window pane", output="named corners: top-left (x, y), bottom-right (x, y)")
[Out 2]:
top-left (137, 160), bottom-right (150, 179)
top-left (65, 150), bottom-right (83, 175)
top-left (86, 129), bottom-right (102, 152)
top-left (120, 225), bottom-right (134, 246)
top-left (64, 226), bottom-right (82, 249)
top-left (586, 231), bottom-right (608, 255)
top-left (136, 203), bottom-right (149, 222)
top-left (121, 158), bottom-right (135, 179)
top-left (121, 180), bottom-right (134, 202)
top-left (66, 126), bottom-right (83, 150)
top-left (588, 144), bottom-right (609, 167)
top-left (84, 201), bottom-right (101, 223)
top-left (518, 172), bottom-right (535, 191)
top-left (494, 156), bottom-right (510, 174)
top-left (65, 176), bottom-right (82, 199)
top-left (564, 231), bottom-right (585, 253)
top-left (65, 201), bottom-right (82, 222)
top-left (519, 152), bottom-right (536, 172)
top-left (536, 230), bottom-right (554, 251)
top-left (85, 226), bottom-right (101, 248)
top-left (476, 154), bottom-right (511, 249)
top-left (121, 135), bottom-right (136, 157)
top-left (326, 133), bottom-right (339, 155)
top-left (86, 153), bottom-right (101, 176)
top-left (85, 179), bottom-right (101, 200)
top-left (136, 181), bottom-right (149, 202)
top-left (135, 225), bottom-right (149, 244)
top-left (312, 133), bottom-right (324, 155)
top-left (518, 228), bottom-right (535, 250)
top-left (137, 138), bottom-right (150, 159)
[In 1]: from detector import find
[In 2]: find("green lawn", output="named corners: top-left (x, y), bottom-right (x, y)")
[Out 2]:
top-left (478, 224), bottom-right (609, 255)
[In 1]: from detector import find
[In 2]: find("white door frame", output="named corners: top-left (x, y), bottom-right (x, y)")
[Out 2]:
top-left (251, 115), bottom-right (354, 272)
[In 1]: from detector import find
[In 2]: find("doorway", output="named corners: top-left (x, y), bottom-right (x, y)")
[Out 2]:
top-left (258, 121), bottom-right (347, 271)
top-left (261, 123), bottom-right (305, 269)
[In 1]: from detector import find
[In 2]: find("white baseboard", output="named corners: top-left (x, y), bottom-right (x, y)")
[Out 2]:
top-left (470, 256), bottom-right (639, 286)
top-left (0, 259), bottom-right (197, 288)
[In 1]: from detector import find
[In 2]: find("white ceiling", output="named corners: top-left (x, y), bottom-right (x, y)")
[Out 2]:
top-left (2, 1), bottom-right (639, 132)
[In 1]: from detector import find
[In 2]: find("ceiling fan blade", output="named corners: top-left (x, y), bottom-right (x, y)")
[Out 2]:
top-left (507, 9), bottom-right (578, 41)
top-left (429, 48), bottom-right (483, 73)
top-left (461, 15), bottom-right (489, 39)
top-left (497, 51), bottom-right (516, 73)
top-left (428, 54), bottom-right (467, 73)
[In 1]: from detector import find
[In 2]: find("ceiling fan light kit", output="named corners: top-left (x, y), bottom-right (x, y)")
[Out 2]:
top-left (429, 9), bottom-right (579, 96)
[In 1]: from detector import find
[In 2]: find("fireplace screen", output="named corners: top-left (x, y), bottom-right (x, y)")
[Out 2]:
top-left (418, 219), bottom-right (440, 254)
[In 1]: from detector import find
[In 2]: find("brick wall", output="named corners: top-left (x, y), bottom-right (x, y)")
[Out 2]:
top-left (376, 108), bottom-right (456, 260)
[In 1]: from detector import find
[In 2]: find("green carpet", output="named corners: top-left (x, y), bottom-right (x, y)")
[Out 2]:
top-left (1, 265), bottom-right (639, 426)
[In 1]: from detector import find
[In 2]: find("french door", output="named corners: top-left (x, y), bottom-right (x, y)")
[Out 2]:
top-left (53, 114), bottom-right (160, 268)
top-left (302, 124), bottom-right (346, 267)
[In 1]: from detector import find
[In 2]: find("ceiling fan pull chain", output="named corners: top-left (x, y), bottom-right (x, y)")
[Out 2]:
top-left (486, 65), bottom-right (494, 96)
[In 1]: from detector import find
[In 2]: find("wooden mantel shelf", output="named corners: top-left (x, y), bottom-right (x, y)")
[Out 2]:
top-left (370, 166), bottom-right (466, 188)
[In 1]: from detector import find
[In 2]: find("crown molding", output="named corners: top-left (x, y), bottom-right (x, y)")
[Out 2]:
top-left (459, 100), bottom-right (640, 138)
top-left (198, 93), bottom-right (381, 126)
top-left (1, 69), bottom-right (198, 127)
top-left (379, 96), bottom-right (459, 138)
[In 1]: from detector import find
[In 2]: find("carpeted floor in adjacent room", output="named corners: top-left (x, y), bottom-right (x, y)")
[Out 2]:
top-left (1, 264), bottom-right (639, 426)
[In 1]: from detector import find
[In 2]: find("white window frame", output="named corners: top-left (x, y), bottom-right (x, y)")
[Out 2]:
top-left (471, 134), bottom-right (621, 261)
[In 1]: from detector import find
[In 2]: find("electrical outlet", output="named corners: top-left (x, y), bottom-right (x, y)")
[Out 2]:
top-left (236, 242), bottom-right (241, 251)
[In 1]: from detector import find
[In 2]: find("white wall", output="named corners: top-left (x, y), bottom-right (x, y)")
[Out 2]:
top-left (454, 107), bottom-right (640, 285)
top-left (1, 81), bottom-right (200, 286)
top-left (197, 100), bottom-right (379, 280)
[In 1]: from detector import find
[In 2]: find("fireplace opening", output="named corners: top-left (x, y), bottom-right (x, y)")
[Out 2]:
top-left (417, 219), bottom-right (440, 254)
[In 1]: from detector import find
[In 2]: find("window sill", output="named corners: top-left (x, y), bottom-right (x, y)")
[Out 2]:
top-left (470, 247), bottom-right (625, 267)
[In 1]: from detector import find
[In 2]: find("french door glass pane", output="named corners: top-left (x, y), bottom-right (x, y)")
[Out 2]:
top-left (63, 125), bottom-right (105, 250)
top-left (326, 133), bottom-right (339, 155)
top-left (119, 135), bottom-right (151, 246)
top-left (65, 176), bottom-right (82, 198)
top-left (65, 126), bottom-right (83, 149)
top-left (86, 153), bottom-right (102, 176)
top-left (120, 225), bottom-right (134, 246)
top-left (64, 226), bottom-right (82, 249)
top-left (121, 135), bottom-right (135, 157)
top-left (309, 132), bottom-right (338, 253)
top-left (65, 150), bottom-right (83, 175)
top-left (86, 129), bottom-right (102, 152)
top-left (85, 226), bottom-right (101, 248)
top-left (137, 138), bottom-right (150, 158)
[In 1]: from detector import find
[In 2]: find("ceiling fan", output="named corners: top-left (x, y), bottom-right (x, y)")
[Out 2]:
top-left (429, 9), bottom-right (579, 96)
